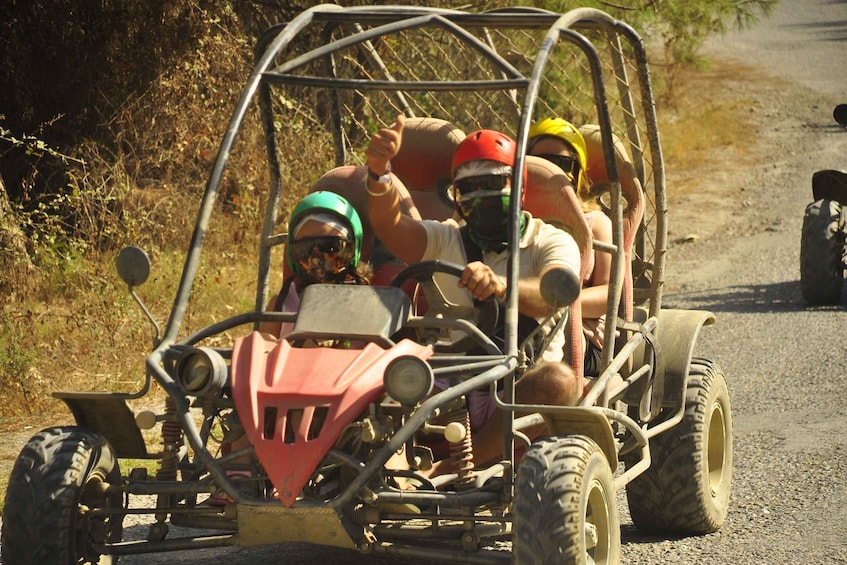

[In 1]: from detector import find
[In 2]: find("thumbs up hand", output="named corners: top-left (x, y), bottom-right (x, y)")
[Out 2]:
top-left (366, 114), bottom-right (405, 175)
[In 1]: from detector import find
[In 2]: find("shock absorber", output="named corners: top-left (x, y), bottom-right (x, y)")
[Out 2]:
top-left (445, 408), bottom-right (474, 489)
top-left (156, 396), bottom-right (182, 481)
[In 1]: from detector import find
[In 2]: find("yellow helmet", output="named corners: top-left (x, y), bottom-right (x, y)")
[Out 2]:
top-left (528, 118), bottom-right (588, 190)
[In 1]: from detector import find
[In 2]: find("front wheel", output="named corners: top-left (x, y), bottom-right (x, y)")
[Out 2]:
top-left (800, 198), bottom-right (845, 305)
top-left (513, 435), bottom-right (620, 565)
top-left (1, 426), bottom-right (123, 564)
top-left (625, 358), bottom-right (733, 535)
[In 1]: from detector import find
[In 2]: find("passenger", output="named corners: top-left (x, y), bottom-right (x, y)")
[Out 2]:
top-left (212, 191), bottom-right (369, 504)
top-left (528, 117), bottom-right (613, 377)
top-left (365, 115), bottom-right (585, 467)
top-left (260, 190), bottom-right (371, 338)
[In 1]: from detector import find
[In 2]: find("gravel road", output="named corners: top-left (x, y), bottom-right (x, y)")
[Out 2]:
top-left (5, 1), bottom-right (847, 563)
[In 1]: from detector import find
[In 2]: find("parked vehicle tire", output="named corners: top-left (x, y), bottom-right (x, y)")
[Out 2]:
top-left (625, 358), bottom-right (732, 535)
top-left (800, 198), bottom-right (845, 305)
top-left (0, 426), bottom-right (123, 565)
top-left (513, 435), bottom-right (620, 565)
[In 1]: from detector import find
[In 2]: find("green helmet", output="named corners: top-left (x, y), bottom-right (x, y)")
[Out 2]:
top-left (285, 191), bottom-right (363, 273)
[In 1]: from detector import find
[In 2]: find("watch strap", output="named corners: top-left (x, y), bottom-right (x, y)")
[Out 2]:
top-left (368, 163), bottom-right (392, 184)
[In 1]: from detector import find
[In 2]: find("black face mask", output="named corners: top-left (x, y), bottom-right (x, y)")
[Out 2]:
top-left (459, 195), bottom-right (530, 253)
top-left (460, 195), bottom-right (509, 252)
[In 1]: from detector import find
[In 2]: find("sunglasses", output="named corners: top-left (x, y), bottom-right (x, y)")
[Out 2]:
top-left (535, 153), bottom-right (580, 179)
top-left (453, 174), bottom-right (509, 196)
top-left (288, 236), bottom-right (351, 263)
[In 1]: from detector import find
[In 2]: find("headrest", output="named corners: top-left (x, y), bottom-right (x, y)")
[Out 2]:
top-left (578, 124), bottom-right (641, 209)
top-left (311, 165), bottom-right (416, 260)
top-left (392, 117), bottom-right (466, 190)
top-left (391, 117), bottom-right (464, 221)
top-left (524, 155), bottom-right (588, 234)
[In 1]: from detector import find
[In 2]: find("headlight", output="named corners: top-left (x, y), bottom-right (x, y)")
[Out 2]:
top-left (383, 356), bottom-right (434, 406)
top-left (176, 347), bottom-right (228, 397)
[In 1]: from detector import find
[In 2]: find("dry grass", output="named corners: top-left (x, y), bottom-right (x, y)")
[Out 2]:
top-left (659, 60), bottom-right (761, 195)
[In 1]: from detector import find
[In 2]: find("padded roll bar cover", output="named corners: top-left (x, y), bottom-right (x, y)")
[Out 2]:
top-left (579, 124), bottom-right (645, 322)
top-left (523, 155), bottom-right (592, 378)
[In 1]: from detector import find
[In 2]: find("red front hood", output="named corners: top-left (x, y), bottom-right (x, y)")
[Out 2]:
top-left (230, 332), bottom-right (432, 506)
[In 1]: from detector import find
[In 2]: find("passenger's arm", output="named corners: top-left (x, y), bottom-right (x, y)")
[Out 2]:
top-left (365, 115), bottom-right (428, 264)
top-left (581, 212), bottom-right (612, 319)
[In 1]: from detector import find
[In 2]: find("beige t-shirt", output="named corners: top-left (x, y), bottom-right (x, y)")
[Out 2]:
top-left (420, 212), bottom-right (580, 362)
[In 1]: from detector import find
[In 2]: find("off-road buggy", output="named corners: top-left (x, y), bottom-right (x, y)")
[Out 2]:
top-left (799, 104), bottom-right (847, 305)
top-left (1, 6), bottom-right (732, 564)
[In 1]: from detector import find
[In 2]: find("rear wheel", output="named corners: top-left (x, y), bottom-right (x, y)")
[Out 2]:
top-left (1, 427), bottom-right (123, 564)
top-left (513, 435), bottom-right (620, 565)
top-left (800, 199), bottom-right (845, 305)
top-left (625, 358), bottom-right (732, 535)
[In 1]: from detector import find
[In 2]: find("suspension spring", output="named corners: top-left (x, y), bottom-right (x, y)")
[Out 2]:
top-left (156, 396), bottom-right (182, 482)
top-left (446, 408), bottom-right (474, 489)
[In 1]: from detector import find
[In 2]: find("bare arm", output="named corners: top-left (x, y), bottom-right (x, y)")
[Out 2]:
top-left (365, 115), bottom-right (428, 264)
top-left (581, 212), bottom-right (612, 319)
top-left (514, 265), bottom-right (565, 318)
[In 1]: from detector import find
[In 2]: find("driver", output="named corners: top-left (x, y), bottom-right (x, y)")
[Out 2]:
top-left (366, 116), bottom-right (586, 467)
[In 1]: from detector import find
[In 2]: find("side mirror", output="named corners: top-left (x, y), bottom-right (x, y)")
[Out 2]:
top-left (540, 267), bottom-right (580, 309)
top-left (116, 246), bottom-right (151, 288)
top-left (116, 246), bottom-right (161, 346)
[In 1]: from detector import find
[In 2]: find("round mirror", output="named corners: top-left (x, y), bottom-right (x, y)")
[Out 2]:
top-left (116, 246), bottom-right (151, 287)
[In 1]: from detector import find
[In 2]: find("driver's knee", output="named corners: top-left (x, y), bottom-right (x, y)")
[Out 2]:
top-left (516, 361), bottom-right (584, 407)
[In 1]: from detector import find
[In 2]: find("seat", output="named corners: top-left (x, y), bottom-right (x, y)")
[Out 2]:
top-left (391, 117), bottom-right (465, 222)
top-left (578, 124), bottom-right (645, 324)
top-left (281, 165), bottom-right (420, 286)
top-left (522, 154), bottom-right (593, 379)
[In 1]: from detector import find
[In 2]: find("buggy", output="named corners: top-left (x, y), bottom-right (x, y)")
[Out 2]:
top-left (1, 6), bottom-right (732, 564)
top-left (799, 104), bottom-right (847, 305)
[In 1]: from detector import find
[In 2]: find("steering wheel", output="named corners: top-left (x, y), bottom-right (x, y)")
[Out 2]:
top-left (390, 260), bottom-right (501, 354)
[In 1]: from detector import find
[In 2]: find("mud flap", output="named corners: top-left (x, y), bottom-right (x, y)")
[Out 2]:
top-left (812, 169), bottom-right (847, 205)
top-left (53, 391), bottom-right (150, 458)
top-left (543, 408), bottom-right (617, 472)
top-left (652, 309), bottom-right (716, 408)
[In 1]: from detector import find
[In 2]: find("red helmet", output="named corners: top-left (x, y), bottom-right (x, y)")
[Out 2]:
top-left (451, 130), bottom-right (527, 198)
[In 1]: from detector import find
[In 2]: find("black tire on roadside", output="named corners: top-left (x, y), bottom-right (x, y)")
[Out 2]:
top-left (0, 426), bottom-right (123, 565)
top-left (800, 199), bottom-right (845, 305)
top-left (513, 435), bottom-right (620, 565)
top-left (624, 358), bottom-right (733, 535)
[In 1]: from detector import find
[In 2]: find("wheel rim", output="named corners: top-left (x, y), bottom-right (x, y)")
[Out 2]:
top-left (585, 476), bottom-right (612, 562)
top-left (76, 468), bottom-right (115, 562)
top-left (707, 401), bottom-right (727, 496)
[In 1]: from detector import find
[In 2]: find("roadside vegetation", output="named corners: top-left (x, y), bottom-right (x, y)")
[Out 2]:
top-left (0, 0), bottom-right (774, 428)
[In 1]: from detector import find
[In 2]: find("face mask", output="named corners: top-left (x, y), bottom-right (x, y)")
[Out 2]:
top-left (289, 236), bottom-right (354, 284)
top-left (460, 195), bottom-right (511, 252)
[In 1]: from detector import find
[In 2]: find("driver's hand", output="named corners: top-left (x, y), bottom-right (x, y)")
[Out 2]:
top-left (366, 114), bottom-right (404, 173)
top-left (459, 261), bottom-right (507, 301)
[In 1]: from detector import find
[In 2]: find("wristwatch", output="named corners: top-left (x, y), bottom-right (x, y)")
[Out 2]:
top-left (368, 163), bottom-right (392, 184)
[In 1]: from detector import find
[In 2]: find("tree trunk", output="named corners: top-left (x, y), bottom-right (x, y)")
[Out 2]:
top-left (0, 173), bottom-right (36, 293)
